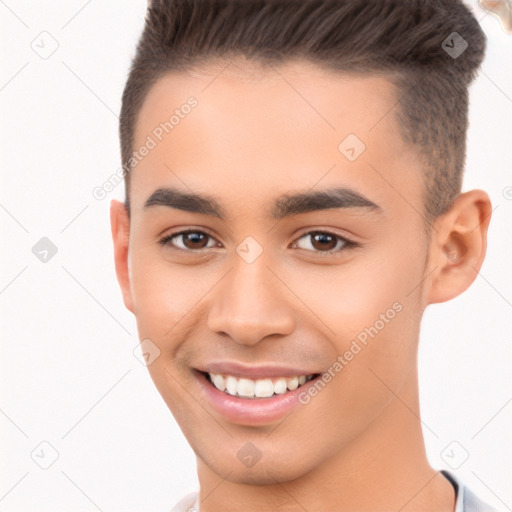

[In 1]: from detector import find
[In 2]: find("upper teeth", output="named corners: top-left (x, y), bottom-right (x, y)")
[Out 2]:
top-left (208, 373), bottom-right (314, 398)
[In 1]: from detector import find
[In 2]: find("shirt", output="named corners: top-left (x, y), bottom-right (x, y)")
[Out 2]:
top-left (169, 469), bottom-right (500, 512)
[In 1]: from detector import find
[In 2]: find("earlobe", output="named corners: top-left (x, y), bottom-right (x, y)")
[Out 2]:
top-left (426, 189), bottom-right (492, 305)
top-left (110, 199), bottom-right (134, 314)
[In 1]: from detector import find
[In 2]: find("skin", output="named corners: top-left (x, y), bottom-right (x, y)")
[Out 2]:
top-left (111, 58), bottom-right (492, 512)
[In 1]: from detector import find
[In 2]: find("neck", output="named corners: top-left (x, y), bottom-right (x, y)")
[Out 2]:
top-left (195, 367), bottom-right (455, 512)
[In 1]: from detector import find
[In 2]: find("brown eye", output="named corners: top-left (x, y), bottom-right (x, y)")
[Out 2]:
top-left (310, 232), bottom-right (338, 251)
top-left (158, 230), bottom-right (219, 251)
top-left (158, 228), bottom-right (358, 255)
top-left (292, 230), bottom-right (358, 255)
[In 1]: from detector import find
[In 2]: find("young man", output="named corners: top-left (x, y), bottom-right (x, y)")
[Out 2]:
top-left (111, 0), bottom-right (500, 510)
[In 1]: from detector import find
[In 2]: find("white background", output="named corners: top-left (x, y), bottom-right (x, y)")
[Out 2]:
top-left (0, 1), bottom-right (511, 510)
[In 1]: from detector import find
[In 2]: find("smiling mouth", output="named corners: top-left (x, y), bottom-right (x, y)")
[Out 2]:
top-left (201, 371), bottom-right (322, 399)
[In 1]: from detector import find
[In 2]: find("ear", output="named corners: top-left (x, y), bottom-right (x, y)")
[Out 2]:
top-left (110, 199), bottom-right (134, 314)
top-left (426, 189), bottom-right (492, 305)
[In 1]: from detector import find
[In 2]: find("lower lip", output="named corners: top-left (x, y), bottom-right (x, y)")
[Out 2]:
top-left (194, 370), bottom-right (321, 425)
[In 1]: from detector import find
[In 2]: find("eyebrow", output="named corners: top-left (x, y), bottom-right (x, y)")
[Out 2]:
top-left (143, 187), bottom-right (383, 220)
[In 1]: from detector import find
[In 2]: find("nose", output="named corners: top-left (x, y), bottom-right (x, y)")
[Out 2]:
top-left (207, 254), bottom-right (295, 346)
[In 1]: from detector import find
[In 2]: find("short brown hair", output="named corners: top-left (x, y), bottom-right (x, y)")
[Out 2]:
top-left (119, 0), bottom-right (486, 226)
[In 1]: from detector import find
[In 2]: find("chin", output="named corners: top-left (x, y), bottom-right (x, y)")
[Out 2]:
top-left (197, 443), bottom-right (324, 485)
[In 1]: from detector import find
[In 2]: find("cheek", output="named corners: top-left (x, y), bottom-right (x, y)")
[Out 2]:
top-left (295, 247), bottom-right (422, 336)
top-left (288, 239), bottom-right (424, 382)
top-left (128, 245), bottom-right (220, 341)
top-left (129, 246), bottom-right (186, 337)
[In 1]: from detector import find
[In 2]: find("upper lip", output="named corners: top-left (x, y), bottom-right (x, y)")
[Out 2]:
top-left (196, 361), bottom-right (321, 379)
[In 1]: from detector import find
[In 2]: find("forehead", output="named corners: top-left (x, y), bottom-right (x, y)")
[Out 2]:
top-left (130, 59), bottom-right (424, 216)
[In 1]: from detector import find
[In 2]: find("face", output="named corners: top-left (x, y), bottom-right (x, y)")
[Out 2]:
top-left (115, 59), bottom-right (437, 484)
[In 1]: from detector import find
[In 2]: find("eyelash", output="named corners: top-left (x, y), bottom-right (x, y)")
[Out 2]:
top-left (157, 228), bottom-right (360, 256)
